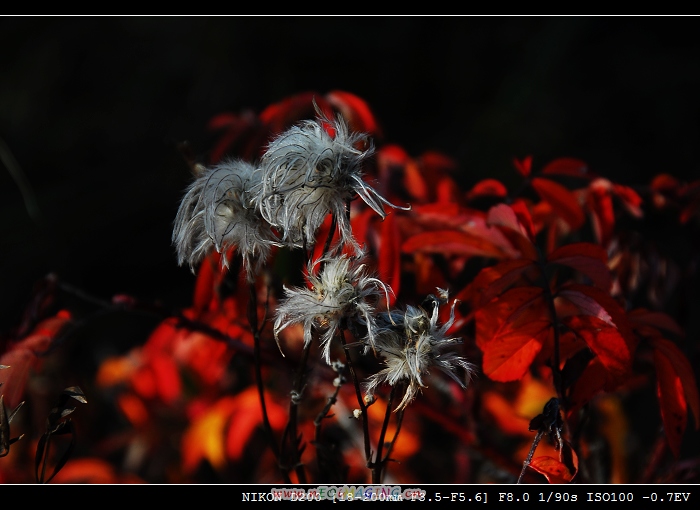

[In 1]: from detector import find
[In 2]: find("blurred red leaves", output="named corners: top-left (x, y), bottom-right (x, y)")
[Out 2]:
top-left (181, 387), bottom-right (287, 474)
top-left (0, 310), bottom-right (72, 409)
top-left (2, 91), bottom-right (699, 485)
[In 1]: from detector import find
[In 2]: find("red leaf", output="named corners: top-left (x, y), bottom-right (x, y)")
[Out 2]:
top-left (475, 287), bottom-right (550, 382)
top-left (612, 183), bottom-right (643, 218)
top-left (547, 243), bottom-right (612, 291)
top-left (401, 204), bottom-right (522, 260)
top-left (482, 391), bottom-right (532, 436)
top-left (402, 230), bottom-right (516, 260)
top-left (486, 203), bottom-right (538, 261)
top-left (561, 315), bottom-right (633, 385)
top-left (207, 110), bottom-right (258, 164)
top-left (651, 173), bottom-right (680, 192)
top-left (586, 179), bottom-right (616, 247)
top-left (311, 214), bottom-right (337, 263)
top-left (150, 354), bottom-right (182, 405)
top-left (225, 387), bottom-right (287, 462)
top-left (540, 157), bottom-right (589, 178)
top-left (567, 358), bottom-right (607, 416)
top-left (350, 207), bottom-right (375, 251)
top-left (628, 308), bottom-right (685, 338)
top-left (510, 199), bottom-right (537, 241)
top-left (378, 212), bottom-right (400, 304)
top-left (466, 178), bottom-right (509, 201)
top-left (259, 91), bottom-right (323, 135)
top-left (207, 112), bottom-right (239, 130)
top-left (375, 145), bottom-right (435, 203)
top-left (529, 448), bottom-right (578, 484)
top-left (531, 177), bottom-right (586, 231)
top-left (513, 155), bottom-right (532, 177)
top-left (191, 252), bottom-right (231, 315)
top-left (182, 388), bottom-right (287, 473)
top-left (650, 337), bottom-right (700, 433)
top-left (555, 289), bottom-right (615, 326)
top-left (562, 284), bottom-right (637, 352)
top-left (436, 175), bottom-right (462, 204)
top-left (50, 458), bottom-right (143, 484)
top-left (461, 258), bottom-right (537, 307)
top-left (0, 311), bottom-right (72, 408)
top-left (652, 346), bottom-right (688, 458)
top-left (487, 203), bottom-right (531, 238)
top-left (325, 90), bottom-right (380, 136)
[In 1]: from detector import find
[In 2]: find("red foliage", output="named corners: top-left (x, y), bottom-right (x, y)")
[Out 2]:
top-left (1, 91), bottom-right (699, 485)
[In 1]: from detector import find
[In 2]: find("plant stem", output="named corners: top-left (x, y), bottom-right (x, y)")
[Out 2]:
top-left (371, 385), bottom-right (397, 483)
top-left (248, 281), bottom-right (291, 483)
top-left (338, 327), bottom-right (373, 465)
top-left (536, 255), bottom-right (564, 403)
top-left (517, 430), bottom-right (544, 484)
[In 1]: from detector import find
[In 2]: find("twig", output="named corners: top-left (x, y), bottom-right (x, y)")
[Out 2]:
top-left (371, 385), bottom-right (397, 483)
top-left (248, 281), bottom-right (290, 483)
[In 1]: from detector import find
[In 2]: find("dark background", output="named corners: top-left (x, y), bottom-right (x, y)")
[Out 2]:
top-left (2, 16), bottom-right (700, 333)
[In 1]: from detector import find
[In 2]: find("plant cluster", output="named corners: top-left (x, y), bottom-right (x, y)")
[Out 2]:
top-left (0, 91), bottom-right (698, 484)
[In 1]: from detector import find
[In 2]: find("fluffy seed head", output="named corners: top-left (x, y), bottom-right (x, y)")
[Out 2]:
top-left (172, 159), bottom-right (280, 281)
top-left (363, 290), bottom-right (474, 411)
top-left (256, 103), bottom-right (409, 252)
top-left (273, 252), bottom-right (393, 364)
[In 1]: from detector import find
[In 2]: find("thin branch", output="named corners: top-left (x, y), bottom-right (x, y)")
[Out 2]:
top-left (248, 281), bottom-right (290, 483)
top-left (371, 385), bottom-right (397, 483)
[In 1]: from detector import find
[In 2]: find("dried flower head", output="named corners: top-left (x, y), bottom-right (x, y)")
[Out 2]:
top-left (273, 252), bottom-right (393, 364)
top-left (256, 102), bottom-right (409, 251)
top-left (363, 291), bottom-right (474, 411)
top-left (172, 159), bottom-right (280, 281)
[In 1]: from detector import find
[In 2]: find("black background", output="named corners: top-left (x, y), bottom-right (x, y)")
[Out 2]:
top-left (2, 16), bottom-right (700, 332)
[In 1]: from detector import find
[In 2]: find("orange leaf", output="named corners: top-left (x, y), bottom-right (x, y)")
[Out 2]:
top-left (531, 177), bottom-right (586, 231)
top-left (181, 387), bottom-right (287, 473)
top-left (117, 393), bottom-right (149, 427)
top-left (50, 458), bottom-right (142, 484)
top-left (95, 354), bottom-right (139, 388)
top-left (529, 449), bottom-right (578, 484)
top-left (548, 243), bottom-right (612, 291)
top-left (224, 387), bottom-right (287, 462)
top-left (481, 391), bottom-right (532, 436)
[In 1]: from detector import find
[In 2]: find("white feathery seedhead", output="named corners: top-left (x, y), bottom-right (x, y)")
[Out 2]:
top-left (172, 159), bottom-right (280, 281)
top-left (273, 252), bottom-right (394, 364)
top-left (363, 289), bottom-right (474, 411)
top-left (256, 102), bottom-right (410, 252)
